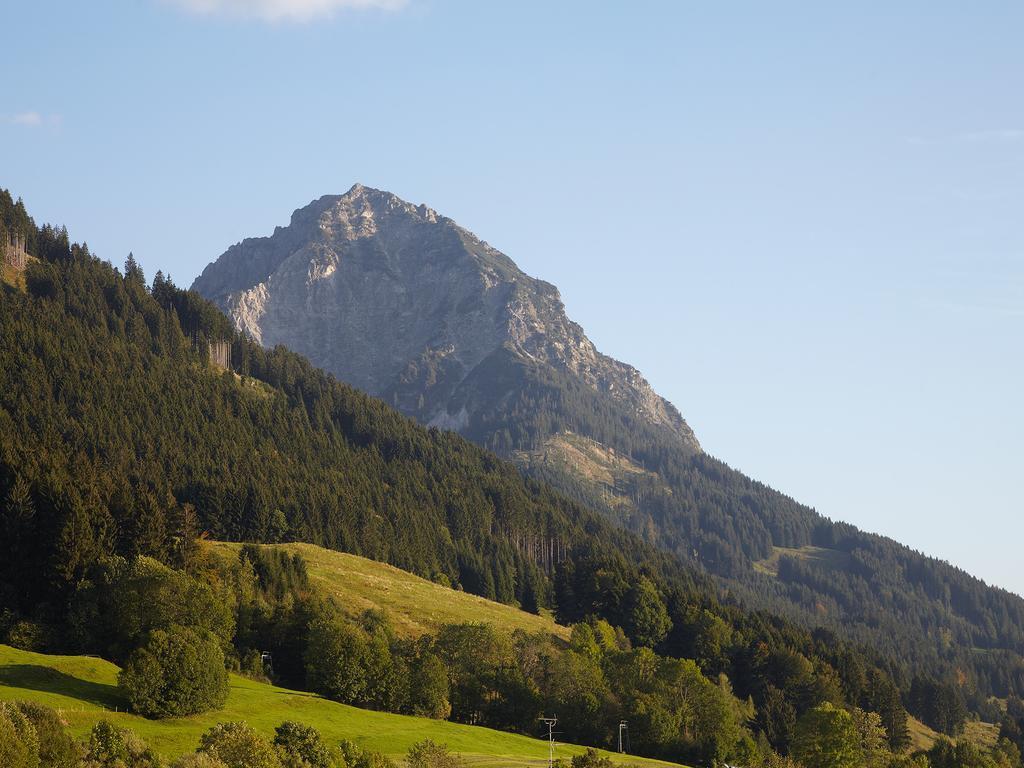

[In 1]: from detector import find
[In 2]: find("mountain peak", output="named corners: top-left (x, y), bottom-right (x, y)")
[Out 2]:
top-left (334, 182), bottom-right (392, 207)
top-left (192, 192), bottom-right (701, 451)
top-left (285, 185), bottom-right (441, 237)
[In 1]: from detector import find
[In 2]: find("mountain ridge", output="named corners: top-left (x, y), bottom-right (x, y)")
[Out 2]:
top-left (192, 184), bottom-right (701, 452)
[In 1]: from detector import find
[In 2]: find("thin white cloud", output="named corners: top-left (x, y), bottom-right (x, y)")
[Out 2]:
top-left (9, 112), bottom-right (43, 126)
top-left (2, 112), bottom-right (61, 129)
top-left (164, 0), bottom-right (406, 22)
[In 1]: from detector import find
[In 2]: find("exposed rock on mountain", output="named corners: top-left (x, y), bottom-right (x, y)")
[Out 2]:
top-left (192, 184), bottom-right (700, 453)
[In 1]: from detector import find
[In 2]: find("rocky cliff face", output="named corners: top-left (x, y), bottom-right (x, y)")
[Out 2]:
top-left (192, 184), bottom-right (700, 453)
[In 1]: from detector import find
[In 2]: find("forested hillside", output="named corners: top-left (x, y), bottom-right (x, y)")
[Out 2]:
top-left (190, 186), bottom-right (1024, 714)
top-left (0, 187), bottom-right (1017, 764)
top-left (465, 344), bottom-right (1024, 702)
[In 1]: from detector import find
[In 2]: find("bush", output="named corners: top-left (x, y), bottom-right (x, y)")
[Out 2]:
top-left (338, 740), bottom-right (396, 768)
top-left (14, 701), bottom-right (80, 768)
top-left (198, 722), bottom-right (282, 768)
top-left (81, 721), bottom-right (161, 768)
top-left (570, 749), bottom-right (613, 768)
top-left (0, 701), bottom-right (39, 768)
top-left (273, 721), bottom-right (334, 768)
top-left (118, 625), bottom-right (229, 717)
top-left (170, 754), bottom-right (229, 768)
top-left (405, 740), bottom-right (462, 768)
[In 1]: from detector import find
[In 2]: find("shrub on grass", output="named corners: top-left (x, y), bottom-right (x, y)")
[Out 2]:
top-left (14, 701), bottom-right (80, 768)
top-left (273, 721), bottom-right (335, 768)
top-left (338, 740), bottom-right (395, 768)
top-left (81, 721), bottom-right (161, 768)
top-left (405, 739), bottom-right (463, 768)
top-left (0, 701), bottom-right (40, 768)
top-left (570, 749), bottom-right (614, 768)
top-left (118, 625), bottom-right (229, 718)
top-left (198, 721), bottom-right (282, 768)
top-left (170, 754), bottom-right (228, 768)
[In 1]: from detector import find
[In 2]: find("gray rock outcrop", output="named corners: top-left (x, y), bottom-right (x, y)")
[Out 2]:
top-left (192, 184), bottom-right (700, 453)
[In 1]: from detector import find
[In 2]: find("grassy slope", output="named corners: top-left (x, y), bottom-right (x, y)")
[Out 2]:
top-left (0, 645), bottom-right (682, 767)
top-left (1, 253), bottom-right (39, 290)
top-left (907, 715), bottom-right (945, 752)
top-left (907, 714), bottom-right (1000, 752)
top-left (1, 263), bottom-right (27, 290)
top-left (512, 431), bottom-right (661, 519)
top-left (752, 545), bottom-right (852, 579)
top-left (208, 541), bottom-right (570, 641)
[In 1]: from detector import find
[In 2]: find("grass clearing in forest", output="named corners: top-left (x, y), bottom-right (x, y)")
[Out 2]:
top-left (752, 545), bottom-right (852, 578)
top-left (906, 714), bottom-right (1000, 752)
top-left (208, 541), bottom-right (570, 641)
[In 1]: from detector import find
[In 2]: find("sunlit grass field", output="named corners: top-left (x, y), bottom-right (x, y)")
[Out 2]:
top-left (906, 713), bottom-right (1000, 753)
top-left (0, 644), bottom-right (682, 767)
top-left (208, 541), bottom-right (570, 641)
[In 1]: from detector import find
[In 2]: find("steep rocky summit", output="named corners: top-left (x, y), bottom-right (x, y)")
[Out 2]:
top-left (192, 184), bottom-right (700, 453)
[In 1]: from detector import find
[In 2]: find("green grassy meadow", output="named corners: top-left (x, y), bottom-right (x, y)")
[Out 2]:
top-left (906, 713), bottom-right (1000, 753)
top-left (208, 541), bottom-right (570, 641)
top-left (752, 545), bottom-right (852, 579)
top-left (0, 544), bottom-right (679, 764)
top-left (0, 644), bottom-right (682, 767)
top-left (1, 262), bottom-right (26, 290)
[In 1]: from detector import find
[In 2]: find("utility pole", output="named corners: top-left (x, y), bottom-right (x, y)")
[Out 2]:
top-left (540, 715), bottom-right (558, 768)
top-left (618, 720), bottom-right (628, 753)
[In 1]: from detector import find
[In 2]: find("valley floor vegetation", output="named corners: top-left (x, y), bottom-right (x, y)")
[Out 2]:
top-left (0, 699), bottom-right (465, 768)
top-left (5, 542), bottom-right (1023, 768)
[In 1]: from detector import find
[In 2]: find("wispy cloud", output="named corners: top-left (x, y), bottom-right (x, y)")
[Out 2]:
top-left (11, 111), bottom-right (43, 126)
top-left (163, 0), bottom-right (406, 22)
top-left (3, 112), bottom-right (61, 129)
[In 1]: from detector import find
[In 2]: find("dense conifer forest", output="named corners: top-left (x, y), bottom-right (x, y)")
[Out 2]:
top-left (1, 187), bottom-right (1022, 766)
top-left (459, 331), bottom-right (1024, 706)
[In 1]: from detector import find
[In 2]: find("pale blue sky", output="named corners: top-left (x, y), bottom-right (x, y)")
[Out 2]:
top-left (3, 2), bottom-right (1022, 594)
